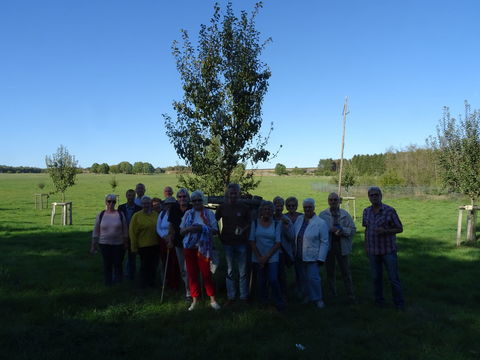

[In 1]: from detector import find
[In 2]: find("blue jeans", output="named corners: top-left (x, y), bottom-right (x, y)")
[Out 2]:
top-left (368, 252), bottom-right (405, 307)
top-left (297, 261), bottom-right (323, 302)
top-left (256, 262), bottom-right (284, 308)
top-left (224, 244), bottom-right (248, 300)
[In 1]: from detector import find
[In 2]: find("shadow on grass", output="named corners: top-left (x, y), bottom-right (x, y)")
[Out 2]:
top-left (1, 230), bottom-right (480, 359)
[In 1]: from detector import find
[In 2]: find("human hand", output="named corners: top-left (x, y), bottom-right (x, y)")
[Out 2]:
top-left (258, 256), bottom-right (268, 266)
top-left (90, 244), bottom-right (97, 255)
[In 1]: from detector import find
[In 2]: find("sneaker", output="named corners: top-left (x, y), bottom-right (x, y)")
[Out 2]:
top-left (210, 301), bottom-right (221, 310)
top-left (188, 301), bottom-right (198, 311)
top-left (316, 300), bottom-right (325, 309)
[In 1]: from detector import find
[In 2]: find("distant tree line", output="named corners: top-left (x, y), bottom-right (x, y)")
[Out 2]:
top-left (0, 165), bottom-right (46, 173)
top-left (88, 162), bottom-right (193, 175)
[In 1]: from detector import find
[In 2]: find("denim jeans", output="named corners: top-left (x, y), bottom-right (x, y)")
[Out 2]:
top-left (368, 252), bottom-right (405, 307)
top-left (99, 244), bottom-right (125, 286)
top-left (256, 262), bottom-right (284, 308)
top-left (223, 244), bottom-right (248, 300)
top-left (297, 261), bottom-right (323, 302)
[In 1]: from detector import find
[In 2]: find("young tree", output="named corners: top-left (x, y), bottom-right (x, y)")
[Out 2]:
top-left (429, 101), bottom-right (480, 241)
top-left (163, 2), bottom-right (275, 195)
top-left (45, 145), bottom-right (78, 202)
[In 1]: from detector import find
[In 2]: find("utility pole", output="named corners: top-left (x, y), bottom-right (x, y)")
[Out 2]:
top-left (338, 97), bottom-right (349, 196)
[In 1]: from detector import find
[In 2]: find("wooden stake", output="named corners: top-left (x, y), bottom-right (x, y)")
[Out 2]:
top-left (338, 97), bottom-right (349, 196)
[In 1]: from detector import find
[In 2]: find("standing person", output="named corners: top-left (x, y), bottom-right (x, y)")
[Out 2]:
top-left (129, 196), bottom-right (160, 288)
top-left (118, 189), bottom-right (142, 281)
top-left (152, 197), bottom-right (163, 213)
top-left (180, 190), bottom-right (221, 311)
top-left (157, 197), bottom-right (180, 290)
top-left (249, 201), bottom-right (284, 311)
top-left (273, 196), bottom-right (294, 302)
top-left (294, 198), bottom-right (329, 308)
top-left (168, 188), bottom-right (192, 301)
top-left (362, 187), bottom-right (405, 310)
top-left (319, 192), bottom-right (356, 302)
top-left (91, 194), bottom-right (128, 286)
top-left (215, 183), bottom-right (251, 305)
top-left (134, 183), bottom-right (146, 207)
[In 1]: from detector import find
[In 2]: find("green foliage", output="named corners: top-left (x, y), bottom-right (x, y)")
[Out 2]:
top-left (37, 182), bottom-right (45, 190)
top-left (132, 162), bottom-right (144, 174)
top-left (350, 153), bottom-right (386, 176)
top-left (118, 161), bottom-right (133, 174)
top-left (90, 162), bottom-right (100, 174)
top-left (109, 176), bottom-right (118, 193)
top-left (274, 163), bottom-right (288, 176)
top-left (330, 162), bottom-right (357, 192)
top-left (379, 169), bottom-right (405, 187)
top-left (109, 164), bottom-right (120, 174)
top-left (142, 162), bottom-right (155, 174)
top-left (45, 145), bottom-right (78, 202)
top-left (316, 158), bottom-right (336, 175)
top-left (429, 101), bottom-right (480, 203)
top-left (164, 1), bottom-right (275, 194)
top-left (290, 166), bottom-right (307, 175)
top-left (98, 163), bottom-right (109, 174)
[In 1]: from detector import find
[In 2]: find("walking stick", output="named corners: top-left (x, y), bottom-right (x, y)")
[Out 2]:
top-left (161, 248), bottom-right (170, 303)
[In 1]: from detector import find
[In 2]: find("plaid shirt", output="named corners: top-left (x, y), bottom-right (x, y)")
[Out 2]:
top-left (362, 203), bottom-right (403, 255)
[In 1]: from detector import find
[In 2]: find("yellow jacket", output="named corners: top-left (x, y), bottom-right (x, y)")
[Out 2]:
top-left (129, 211), bottom-right (159, 252)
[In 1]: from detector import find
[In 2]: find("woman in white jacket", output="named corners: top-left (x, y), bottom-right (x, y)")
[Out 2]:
top-left (293, 198), bottom-right (329, 308)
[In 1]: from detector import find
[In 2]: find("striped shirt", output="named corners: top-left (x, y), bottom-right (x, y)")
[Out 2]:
top-left (362, 203), bottom-right (403, 255)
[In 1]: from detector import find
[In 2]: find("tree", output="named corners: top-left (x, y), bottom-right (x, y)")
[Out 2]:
top-left (98, 163), bottom-right (110, 174)
top-left (143, 162), bottom-right (155, 174)
top-left (90, 163), bottom-right (100, 174)
top-left (118, 161), bottom-right (133, 174)
top-left (429, 101), bottom-right (480, 241)
top-left (110, 164), bottom-right (120, 174)
top-left (163, 2), bottom-right (275, 195)
top-left (291, 166), bottom-right (306, 176)
top-left (45, 145), bottom-right (78, 202)
top-left (274, 163), bottom-right (288, 176)
top-left (133, 162), bottom-right (144, 174)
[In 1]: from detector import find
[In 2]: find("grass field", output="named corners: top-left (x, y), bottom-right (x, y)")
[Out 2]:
top-left (1, 173), bottom-right (479, 359)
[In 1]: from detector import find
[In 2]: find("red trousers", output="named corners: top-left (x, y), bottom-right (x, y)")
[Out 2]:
top-left (184, 248), bottom-right (215, 298)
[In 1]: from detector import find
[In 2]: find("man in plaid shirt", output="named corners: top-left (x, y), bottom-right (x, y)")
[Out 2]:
top-left (362, 186), bottom-right (405, 310)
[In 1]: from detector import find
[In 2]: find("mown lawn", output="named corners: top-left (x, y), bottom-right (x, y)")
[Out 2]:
top-left (0, 173), bottom-right (479, 359)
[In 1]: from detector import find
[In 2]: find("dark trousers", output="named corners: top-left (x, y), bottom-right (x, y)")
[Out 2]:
top-left (138, 245), bottom-right (160, 288)
top-left (278, 252), bottom-right (288, 301)
top-left (125, 248), bottom-right (136, 280)
top-left (99, 244), bottom-right (125, 286)
top-left (326, 241), bottom-right (354, 298)
top-left (368, 252), bottom-right (405, 308)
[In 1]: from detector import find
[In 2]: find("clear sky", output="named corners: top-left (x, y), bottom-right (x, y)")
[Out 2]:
top-left (1, 0), bottom-right (479, 169)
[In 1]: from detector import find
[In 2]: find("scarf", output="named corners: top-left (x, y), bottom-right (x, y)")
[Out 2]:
top-left (183, 208), bottom-right (213, 259)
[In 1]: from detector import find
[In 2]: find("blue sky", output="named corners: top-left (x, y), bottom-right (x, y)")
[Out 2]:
top-left (1, 0), bottom-right (479, 168)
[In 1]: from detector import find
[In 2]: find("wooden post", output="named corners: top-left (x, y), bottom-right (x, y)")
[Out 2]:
top-left (337, 97), bottom-right (349, 197)
top-left (456, 209), bottom-right (463, 247)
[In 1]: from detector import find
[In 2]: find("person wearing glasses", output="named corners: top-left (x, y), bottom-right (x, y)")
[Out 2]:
top-left (180, 190), bottom-right (221, 311)
top-left (91, 194), bottom-right (128, 286)
top-left (168, 188), bottom-right (193, 301)
top-left (129, 196), bottom-right (161, 288)
top-left (285, 197), bottom-right (302, 224)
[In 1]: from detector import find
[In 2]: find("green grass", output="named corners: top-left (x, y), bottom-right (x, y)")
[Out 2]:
top-left (1, 173), bottom-right (479, 359)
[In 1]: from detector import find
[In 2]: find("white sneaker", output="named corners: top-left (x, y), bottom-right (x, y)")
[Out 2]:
top-left (188, 301), bottom-right (198, 311)
top-left (210, 301), bottom-right (221, 310)
top-left (316, 300), bottom-right (325, 309)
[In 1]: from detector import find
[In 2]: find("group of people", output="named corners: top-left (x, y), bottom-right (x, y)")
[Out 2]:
top-left (91, 183), bottom-right (405, 311)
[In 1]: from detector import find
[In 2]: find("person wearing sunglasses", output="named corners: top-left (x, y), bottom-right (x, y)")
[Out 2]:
top-left (91, 194), bottom-right (128, 286)
top-left (180, 190), bottom-right (220, 310)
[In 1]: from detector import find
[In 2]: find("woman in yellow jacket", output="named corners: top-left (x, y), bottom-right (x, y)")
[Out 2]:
top-left (129, 196), bottom-right (160, 288)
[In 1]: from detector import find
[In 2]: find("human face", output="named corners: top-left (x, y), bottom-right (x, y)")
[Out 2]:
top-left (126, 191), bottom-right (135, 203)
top-left (274, 201), bottom-right (284, 215)
top-left (105, 198), bottom-right (116, 210)
top-left (136, 184), bottom-right (145, 198)
top-left (142, 198), bottom-right (152, 213)
top-left (152, 200), bottom-right (162, 213)
top-left (228, 188), bottom-right (239, 204)
top-left (191, 197), bottom-right (204, 211)
top-left (177, 192), bottom-right (188, 206)
top-left (328, 194), bottom-right (340, 211)
top-left (303, 203), bottom-right (315, 219)
top-left (163, 187), bottom-right (173, 199)
top-left (260, 205), bottom-right (273, 220)
top-left (286, 201), bottom-right (297, 214)
top-left (368, 190), bottom-right (382, 206)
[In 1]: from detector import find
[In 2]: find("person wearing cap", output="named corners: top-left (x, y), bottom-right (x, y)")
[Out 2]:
top-left (157, 196), bottom-right (181, 290)
top-left (91, 194), bottom-right (128, 286)
top-left (129, 196), bottom-right (161, 288)
top-left (319, 192), bottom-right (356, 302)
